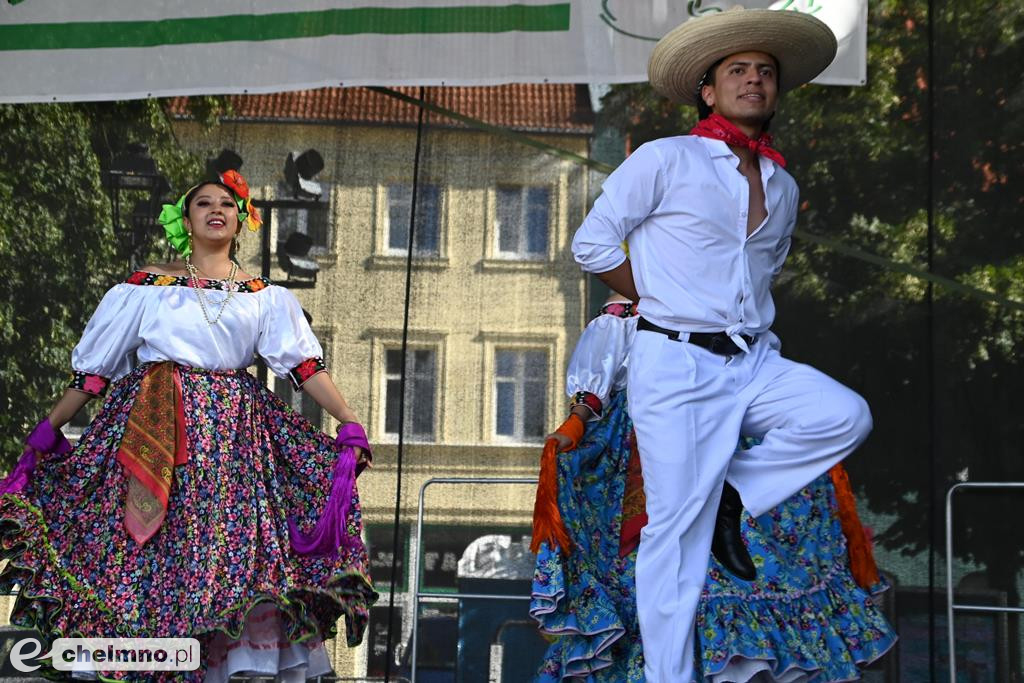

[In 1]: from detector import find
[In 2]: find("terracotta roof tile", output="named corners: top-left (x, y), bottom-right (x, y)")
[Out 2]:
top-left (166, 84), bottom-right (593, 134)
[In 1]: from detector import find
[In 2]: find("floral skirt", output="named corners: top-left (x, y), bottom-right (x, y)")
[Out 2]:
top-left (0, 364), bottom-right (378, 681)
top-left (530, 391), bottom-right (896, 682)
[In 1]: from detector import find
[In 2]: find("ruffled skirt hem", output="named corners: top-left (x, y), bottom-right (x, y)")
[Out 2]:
top-left (0, 495), bottom-right (376, 681)
top-left (531, 550), bottom-right (896, 682)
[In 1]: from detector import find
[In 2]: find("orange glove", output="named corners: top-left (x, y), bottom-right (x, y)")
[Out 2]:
top-left (530, 413), bottom-right (585, 554)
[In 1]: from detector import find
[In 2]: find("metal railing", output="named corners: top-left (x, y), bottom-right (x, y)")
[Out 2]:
top-left (944, 481), bottom-right (1024, 682)
top-left (410, 476), bottom-right (537, 683)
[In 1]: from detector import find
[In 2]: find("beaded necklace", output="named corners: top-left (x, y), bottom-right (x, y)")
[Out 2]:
top-left (185, 256), bottom-right (239, 325)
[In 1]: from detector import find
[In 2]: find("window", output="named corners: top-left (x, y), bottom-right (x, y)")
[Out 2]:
top-left (384, 348), bottom-right (437, 441)
top-left (273, 377), bottom-right (322, 428)
top-left (494, 349), bottom-right (547, 441)
top-left (386, 183), bottom-right (441, 256)
top-left (495, 186), bottom-right (550, 259)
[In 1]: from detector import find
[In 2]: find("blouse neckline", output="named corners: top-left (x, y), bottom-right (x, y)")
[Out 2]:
top-left (125, 270), bottom-right (271, 293)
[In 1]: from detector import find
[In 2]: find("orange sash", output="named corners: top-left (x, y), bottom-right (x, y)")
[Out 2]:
top-left (116, 362), bottom-right (188, 546)
top-left (829, 463), bottom-right (881, 590)
top-left (530, 414), bottom-right (585, 554)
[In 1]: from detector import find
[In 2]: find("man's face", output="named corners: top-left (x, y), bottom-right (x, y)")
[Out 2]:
top-left (700, 51), bottom-right (779, 128)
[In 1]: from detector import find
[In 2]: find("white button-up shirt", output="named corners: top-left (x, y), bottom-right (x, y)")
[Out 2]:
top-left (572, 135), bottom-right (799, 346)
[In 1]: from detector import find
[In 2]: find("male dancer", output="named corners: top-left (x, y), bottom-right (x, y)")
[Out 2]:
top-left (572, 9), bottom-right (871, 681)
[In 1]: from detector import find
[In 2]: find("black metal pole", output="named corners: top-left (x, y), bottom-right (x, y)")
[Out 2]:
top-left (383, 85), bottom-right (427, 683)
top-left (926, 0), bottom-right (938, 679)
top-left (257, 205), bottom-right (273, 386)
top-left (261, 204), bottom-right (272, 280)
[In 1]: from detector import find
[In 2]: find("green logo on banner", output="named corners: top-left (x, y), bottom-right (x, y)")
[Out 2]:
top-left (776, 0), bottom-right (823, 14)
top-left (0, 4), bottom-right (571, 51)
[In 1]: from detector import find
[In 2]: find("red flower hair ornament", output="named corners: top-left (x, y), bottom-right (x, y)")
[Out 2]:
top-left (219, 169), bottom-right (263, 232)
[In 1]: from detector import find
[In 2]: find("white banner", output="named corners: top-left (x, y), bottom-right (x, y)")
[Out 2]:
top-left (0, 0), bottom-right (865, 103)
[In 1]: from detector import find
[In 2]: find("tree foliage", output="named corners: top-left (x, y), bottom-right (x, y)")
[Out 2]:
top-left (0, 99), bottom-right (223, 463)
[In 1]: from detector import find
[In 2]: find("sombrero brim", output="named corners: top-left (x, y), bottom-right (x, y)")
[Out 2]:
top-left (647, 9), bottom-right (838, 106)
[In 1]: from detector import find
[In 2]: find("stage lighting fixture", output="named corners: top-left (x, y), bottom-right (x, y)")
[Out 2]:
top-left (284, 149), bottom-right (324, 199)
top-left (277, 230), bottom-right (320, 284)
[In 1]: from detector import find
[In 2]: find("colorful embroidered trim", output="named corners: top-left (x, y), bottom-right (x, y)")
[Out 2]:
top-left (600, 301), bottom-right (639, 318)
top-left (69, 371), bottom-right (109, 397)
top-left (570, 390), bottom-right (603, 417)
top-left (289, 358), bottom-right (326, 390)
top-left (125, 270), bottom-right (270, 292)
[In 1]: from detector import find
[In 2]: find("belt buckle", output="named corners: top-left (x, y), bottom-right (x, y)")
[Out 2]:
top-left (708, 335), bottom-right (727, 355)
top-left (710, 334), bottom-right (738, 356)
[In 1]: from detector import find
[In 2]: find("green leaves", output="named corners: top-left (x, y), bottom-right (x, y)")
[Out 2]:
top-left (0, 101), bottom-right (204, 467)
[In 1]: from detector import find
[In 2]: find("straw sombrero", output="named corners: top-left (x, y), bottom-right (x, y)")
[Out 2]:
top-left (648, 7), bottom-right (838, 106)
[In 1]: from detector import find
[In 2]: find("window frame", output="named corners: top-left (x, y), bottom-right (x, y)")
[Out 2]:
top-left (369, 330), bottom-right (448, 444)
top-left (382, 181), bottom-right (444, 258)
top-left (382, 345), bottom-right (440, 443)
top-left (492, 184), bottom-right (552, 261)
top-left (478, 333), bottom-right (559, 446)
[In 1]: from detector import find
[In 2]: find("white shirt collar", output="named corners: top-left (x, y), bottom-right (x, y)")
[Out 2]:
top-left (697, 135), bottom-right (779, 181)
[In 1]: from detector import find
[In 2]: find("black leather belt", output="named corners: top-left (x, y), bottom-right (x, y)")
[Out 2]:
top-left (637, 317), bottom-right (755, 356)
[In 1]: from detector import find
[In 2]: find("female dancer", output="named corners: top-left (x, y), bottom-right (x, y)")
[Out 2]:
top-left (0, 171), bottom-right (376, 681)
top-left (531, 292), bottom-right (895, 681)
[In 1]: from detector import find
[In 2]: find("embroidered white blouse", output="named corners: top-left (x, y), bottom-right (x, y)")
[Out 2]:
top-left (69, 273), bottom-right (324, 395)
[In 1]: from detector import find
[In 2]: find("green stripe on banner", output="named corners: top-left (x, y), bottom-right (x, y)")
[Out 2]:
top-left (0, 4), bottom-right (571, 51)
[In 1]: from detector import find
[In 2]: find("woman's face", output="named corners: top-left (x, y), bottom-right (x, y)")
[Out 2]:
top-left (184, 184), bottom-right (240, 248)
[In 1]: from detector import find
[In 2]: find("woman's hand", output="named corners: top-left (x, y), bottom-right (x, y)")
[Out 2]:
top-left (545, 430), bottom-right (575, 453)
top-left (297, 374), bottom-right (371, 472)
top-left (545, 406), bottom-right (592, 452)
top-left (332, 417), bottom-right (372, 475)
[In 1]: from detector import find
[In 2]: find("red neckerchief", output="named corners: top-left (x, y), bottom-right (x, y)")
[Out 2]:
top-left (690, 113), bottom-right (786, 168)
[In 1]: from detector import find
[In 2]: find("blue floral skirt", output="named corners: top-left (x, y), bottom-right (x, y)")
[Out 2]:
top-left (530, 391), bottom-right (896, 682)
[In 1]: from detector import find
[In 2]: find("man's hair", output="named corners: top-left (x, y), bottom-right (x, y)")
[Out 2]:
top-left (695, 58), bottom-right (726, 121)
top-left (695, 55), bottom-right (780, 130)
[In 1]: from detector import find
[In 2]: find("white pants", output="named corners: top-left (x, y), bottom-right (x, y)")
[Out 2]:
top-left (626, 329), bottom-right (872, 683)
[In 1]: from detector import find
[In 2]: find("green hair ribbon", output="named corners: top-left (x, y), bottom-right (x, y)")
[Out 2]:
top-left (158, 194), bottom-right (191, 258)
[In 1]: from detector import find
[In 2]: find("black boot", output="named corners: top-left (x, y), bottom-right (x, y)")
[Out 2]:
top-left (711, 482), bottom-right (757, 581)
